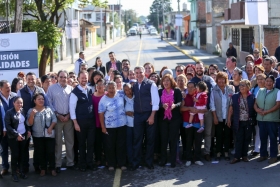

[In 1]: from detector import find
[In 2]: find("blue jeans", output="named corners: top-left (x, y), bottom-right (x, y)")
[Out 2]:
top-left (126, 126), bottom-right (134, 165)
top-left (258, 121), bottom-right (279, 157)
top-left (1, 135), bottom-right (10, 170)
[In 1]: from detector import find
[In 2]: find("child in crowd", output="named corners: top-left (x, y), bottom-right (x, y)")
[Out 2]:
top-left (123, 83), bottom-right (134, 166)
top-left (186, 81), bottom-right (208, 133)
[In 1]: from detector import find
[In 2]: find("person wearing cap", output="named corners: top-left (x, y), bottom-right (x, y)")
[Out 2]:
top-left (226, 42), bottom-right (237, 58)
top-left (74, 52), bottom-right (86, 75)
top-left (253, 49), bottom-right (262, 65)
top-left (263, 57), bottom-right (279, 78)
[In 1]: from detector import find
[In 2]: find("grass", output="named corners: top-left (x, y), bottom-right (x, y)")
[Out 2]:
top-left (97, 34), bottom-right (103, 45)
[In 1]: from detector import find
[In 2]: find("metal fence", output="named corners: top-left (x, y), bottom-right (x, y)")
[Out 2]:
top-left (0, 21), bottom-right (13, 33)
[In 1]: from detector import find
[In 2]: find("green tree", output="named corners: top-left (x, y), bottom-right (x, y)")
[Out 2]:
top-left (0, 0), bottom-right (107, 76)
top-left (148, 0), bottom-right (172, 31)
top-left (123, 9), bottom-right (138, 32)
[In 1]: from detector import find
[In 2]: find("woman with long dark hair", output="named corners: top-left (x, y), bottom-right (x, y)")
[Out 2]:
top-left (93, 57), bottom-right (106, 76)
top-left (88, 70), bottom-right (105, 92)
top-left (5, 96), bottom-right (31, 182)
top-left (11, 78), bottom-right (24, 93)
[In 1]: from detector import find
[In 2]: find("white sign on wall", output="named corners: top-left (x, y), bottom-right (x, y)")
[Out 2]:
top-left (65, 20), bottom-right (80, 39)
top-left (175, 14), bottom-right (183, 27)
top-left (207, 27), bottom-right (213, 44)
top-left (0, 32), bottom-right (39, 83)
top-left (245, 0), bottom-right (268, 25)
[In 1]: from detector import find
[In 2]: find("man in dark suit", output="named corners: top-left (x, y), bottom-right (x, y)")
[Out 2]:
top-left (226, 42), bottom-right (237, 58)
top-left (106, 52), bottom-right (122, 73)
top-left (0, 80), bottom-right (17, 176)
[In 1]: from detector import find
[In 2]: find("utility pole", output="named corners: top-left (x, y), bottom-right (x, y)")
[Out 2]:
top-left (105, 7), bottom-right (107, 44)
top-left (119, 0), bottom-right (122, 38)
top-left (156, 5), bottom-right (160, 31)
top-left (162, 0), bottom-right (165, 33)
top-left (100, 8), bottom-right (103, 48)
top-left (6, 0), bottom-right (11, 33)
top-left (113, 4), bottom-right (115, 42)
top-left (14, 0), bottom-right (23, 32)
top-left (177, 0), bottom-right (181, 46)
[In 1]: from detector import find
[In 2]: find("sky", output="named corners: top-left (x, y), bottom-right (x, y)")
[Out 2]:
top-left (106, 0), bottom-right (190, 16)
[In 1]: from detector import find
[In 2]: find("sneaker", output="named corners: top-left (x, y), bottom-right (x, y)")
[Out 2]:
top-left (195, 161), bottom-right (204, 166)
top-left (185, 161), bottom-right (191, 167)
top-left (185, 124), bottom-right (193, 128)
top-left (197, 126), bottom-right (204, 133)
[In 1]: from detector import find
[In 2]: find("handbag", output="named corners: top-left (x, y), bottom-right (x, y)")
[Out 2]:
top-left (43, 112), bottom-right (55, 138)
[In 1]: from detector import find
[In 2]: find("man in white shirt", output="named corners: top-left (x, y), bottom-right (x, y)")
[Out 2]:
top-left (47, 70), bottom-right (74, 173)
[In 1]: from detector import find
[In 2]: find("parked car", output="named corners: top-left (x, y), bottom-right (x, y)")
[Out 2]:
top-left (150, 29), bottom-right (158, 35)
top-left (129, 28), bottom-right (137, 36)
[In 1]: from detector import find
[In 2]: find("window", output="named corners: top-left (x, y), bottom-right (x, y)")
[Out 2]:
top-left (206, 0), bottom-right (212, 13)
top-left (96, 13), bottom-right (105, 22)
top-left (241, 27), bottom-right (254, 52)
top-left (232, 28), bottom-right (240, 46)
top-left (83, 13), bottom-right (91, 19)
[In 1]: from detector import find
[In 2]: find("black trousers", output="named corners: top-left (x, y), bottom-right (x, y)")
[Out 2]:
top-left (185, 127), bottom-right (203, 161)
top-left (154, 115), bottom-right (161, 155)
top-left (33, 137), bottom-right (55, 170)
top-left (94, 127), bottom-right (104, 163)
top-left (104, 126), bottom-right (126, 167)
top-left (160, 118), bottom-right (181, 165)
top-left (234, 121), bottom-right (253, 159)
top-left (76, 119), bottom-right (95, 169)
top-left (8, 137), bottom-right (28, 174)
top-left (215, 120), bottom-right (231, 154)
top-left (180, 124), bottom-right (187, 154)
top-left (74, 128), bottom-right (79, 164)
top-left (133, 112), bottom-right (156, 167)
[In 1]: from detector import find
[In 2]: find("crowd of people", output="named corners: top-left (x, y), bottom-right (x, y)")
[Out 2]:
top-left (0, 50), bottom-right (280, 182)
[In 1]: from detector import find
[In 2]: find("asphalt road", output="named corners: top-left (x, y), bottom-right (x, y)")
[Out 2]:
top-left (1, 34), bottom-right (280, 187)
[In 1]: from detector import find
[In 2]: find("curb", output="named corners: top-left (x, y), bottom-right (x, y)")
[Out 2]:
top-left (165, 39), bottom-right (200, 62)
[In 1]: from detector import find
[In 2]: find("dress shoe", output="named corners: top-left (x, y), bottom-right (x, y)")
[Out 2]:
top-left (12, 174), bottom-right (19, 182)
top-left (40, 170), bottom-right (46, 177)
top-left (250, 152), bottom-right (259, 157)
top-left (204, 154), bottom-right (211, 161)
top-left (257, 156), bottom-right (268, 162)
top-left (242, 157), bottom-right (249, 162)
top-left (230, 158), bottom-right (240, 164)
top-left (51, 170), bottom-right (57, 177)
top-left (1, 169), bottom-right (8, 175)
top-left (268, 157), bottom-right (277, 165)
top-left (146, 165), bottom-right (154, 170)
top-left (20, 173), bottom-right (28, 179)
top-left (87, 165), bottom-right (98, 171)
top-left (55, 167), bottom-right (61, 173)
top-left (129, 165), bottom-right (139, 171)
top-left (79, 168), bottom-right (86, 172)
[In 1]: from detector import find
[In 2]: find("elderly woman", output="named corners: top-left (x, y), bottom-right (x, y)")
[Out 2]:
top-left (99, 81), bottom-right (127, 171)
top-left (251, 65), bottom-right (265, 88)
top-left (229, 67), bottom-right (242, 93)
top-left (250, 73), bottom-right (266, 156)
top-left (158, 74), bottom-right (182, 168)
top-left (143, 62), bottom-right (155, 78)
top-left (27, 93), bottom-right (57, 177)
top-left (210, 72), bottom-right (235, 161)
top-left (254, 75), bottom-right (280, 164)
top-left (228, 80), bottom-right (256, 164)
top-left (5, 97), bottom-right (31, 182)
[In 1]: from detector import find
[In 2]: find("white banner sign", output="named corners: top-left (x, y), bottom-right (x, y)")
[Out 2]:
top-left (0, 32), bottom-right (39, 83)
top-left (245, 0), bottom-right (268, 25)
top-left (65, 20), bottom-right (80, 39)
top-left (175, 14), bottom-right (183, 27)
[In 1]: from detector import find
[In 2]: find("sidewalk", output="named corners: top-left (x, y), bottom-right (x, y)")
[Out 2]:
top-left (165, 39), bottom-right (226, 70)
top-left (50, 36), bottom-right (126, 73)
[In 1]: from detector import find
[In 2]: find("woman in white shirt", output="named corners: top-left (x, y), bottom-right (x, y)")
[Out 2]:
top-left (5, 97), bottom-right (31, 182)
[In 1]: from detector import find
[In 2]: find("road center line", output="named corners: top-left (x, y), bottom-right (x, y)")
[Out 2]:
top-left (113, 168), bottom-right (122, 187)
top-left (136, 39), bottom-right (143, 66)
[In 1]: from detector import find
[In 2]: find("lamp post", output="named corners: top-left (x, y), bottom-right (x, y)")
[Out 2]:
top-left (156, 5), bottom-right (160, 32)
top-left (177, 0), bottom-right (181, 46)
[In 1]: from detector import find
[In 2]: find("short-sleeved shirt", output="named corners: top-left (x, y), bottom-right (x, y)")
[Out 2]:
top-left (98, 92), bottom-right (127, 128)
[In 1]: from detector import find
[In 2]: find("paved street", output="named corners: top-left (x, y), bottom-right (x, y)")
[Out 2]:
top-left (1, 34), bottom-right (280, 187)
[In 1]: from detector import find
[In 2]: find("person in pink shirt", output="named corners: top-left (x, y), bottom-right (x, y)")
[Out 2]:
top-left (92, 79), bottom-right (106, 166)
